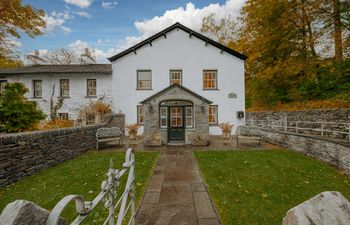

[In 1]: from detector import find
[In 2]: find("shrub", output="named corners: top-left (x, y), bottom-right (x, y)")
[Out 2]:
top-left (38, 119), bottom-right (74, 130)
top-left (219, 122), bottom-right (234, 133)
top-left (126, 123), bottom-right (140, 133)
top-left (77, 100), bottom-right (112, 125)
top-left (0, 82), bottom-right (45, 132)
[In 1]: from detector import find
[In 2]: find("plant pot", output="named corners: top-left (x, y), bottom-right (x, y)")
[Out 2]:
top-left (222, 132), bottom-right (231, 139)
top-left (129, 132), bottom-right (137, 140)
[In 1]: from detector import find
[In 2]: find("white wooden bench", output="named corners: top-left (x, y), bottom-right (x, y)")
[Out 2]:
top-left (236, 126), bottom-right (262, 147)
top-left (96, 127), bottom-right (122, 150)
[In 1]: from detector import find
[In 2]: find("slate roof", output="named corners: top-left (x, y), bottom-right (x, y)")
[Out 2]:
top-left (140, 83), bottom-right (212, 104)
top-left (0, 64), bottom-right (112, 76)
top-left (108, 22), bottom-right (247, 62)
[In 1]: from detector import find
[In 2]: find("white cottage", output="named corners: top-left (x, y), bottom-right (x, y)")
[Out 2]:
top-left (108, 23), bottom-right (246, 144)
top-left (0, 23), bottom-right (246, 145)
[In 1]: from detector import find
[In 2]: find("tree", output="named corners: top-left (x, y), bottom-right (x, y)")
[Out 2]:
top-left (49, 84), bottom-right (64, 120)
top-left (44, 48), bottom-right (79, 65)
top-left (0, 82), bottom-right (46, 132)
top-left (201, 0), bottom-right (349, 109)
top-left (0, 0), bottom-right (46, 67)
top-left (318, 0), bottom-right (350, 61)
top-left (201, 14), bottom-right (239, 50)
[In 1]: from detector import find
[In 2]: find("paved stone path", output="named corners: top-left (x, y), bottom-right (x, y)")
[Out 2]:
top-left (136, 149), bottom-right (220, 225)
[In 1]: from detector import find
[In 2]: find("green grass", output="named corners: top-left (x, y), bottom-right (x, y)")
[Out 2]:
top-left (194, 150), bottom-right (350, 225)
top-left (0, 151), bottom-right (159, 224)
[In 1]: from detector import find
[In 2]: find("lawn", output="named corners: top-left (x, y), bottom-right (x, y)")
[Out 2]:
top-left (0, 151), bottom-right (159, 224)
top-left (194, 150), bottom-right (350, 225)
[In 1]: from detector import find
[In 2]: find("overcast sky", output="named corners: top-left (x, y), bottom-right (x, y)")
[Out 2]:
top-left (19, 0), bottom-right (245, 62)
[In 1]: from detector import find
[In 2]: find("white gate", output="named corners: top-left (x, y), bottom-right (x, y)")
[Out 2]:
top-left (46, 148), bottom-right (136, 225)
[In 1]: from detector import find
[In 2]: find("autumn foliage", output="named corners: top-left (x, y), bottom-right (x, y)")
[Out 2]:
top-left (38, 119), bottom-right (74, 130)
top-left (201, 0), bottom-right (350, 110)
top-left (0, 0), bottom-right (46, 67)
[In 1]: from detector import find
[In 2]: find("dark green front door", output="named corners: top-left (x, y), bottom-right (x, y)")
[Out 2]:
top-left (168, 107), bottom-right (185, 142)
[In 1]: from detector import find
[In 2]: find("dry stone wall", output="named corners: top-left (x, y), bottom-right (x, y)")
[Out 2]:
top-left (247, 108), bottom-right (350, 123)
top-left (246, 109), bottom-right (350, 140)
top-left (259, 129), bottom-right (350, 175)
top-left (0, 124), bottom-right (104, 187)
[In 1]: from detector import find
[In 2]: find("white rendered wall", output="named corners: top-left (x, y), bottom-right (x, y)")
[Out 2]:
top-left (111, 29), bottom-right (245, 135)
top-left (4, 74), bottom-right (112, 120)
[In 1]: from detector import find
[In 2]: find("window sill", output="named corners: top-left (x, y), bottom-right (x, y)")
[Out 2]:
top-left (136, 89), bottom-right (153, 91)
top-left (59, 96), bottom-right (70, 99)
top-left (85, 96), bottom-right (97, 98)
top-left (203, 88), bottom-right (219, 91)
top-left (31, 97), bottom-right (43, 99)
top-left (209, 123), bottom-right (219, 126)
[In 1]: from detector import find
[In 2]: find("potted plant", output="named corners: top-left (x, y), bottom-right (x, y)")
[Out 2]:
top-left (219, 122), bottom-right (234, 139)
top-left (147, 132), bottom-right (162, 146)
top-left (126, 123), bottom-right (139, 140)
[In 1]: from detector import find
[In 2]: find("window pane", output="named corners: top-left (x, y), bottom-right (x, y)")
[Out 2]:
top-left (170, 70), bottom-right (182, 85)
top-left (34, 80), bottom-right (42, 97)
top-left (161, 118), bottom-right (167, 127)
top-left (0, 80), bottom-right (7, 92)
top-left (137, 106), bottom-right (144, 124)
top-left (60, 80), bottom-right (69, 96)
top-left (138, 71), bottom-right (151, 80)
top-left (160, 107), bottom-right (167, 128)
top-left (87, 79), bottom-right (96, 96)
top-left (185, 107), bottom-right (193, 128)
top-left (203, 70), bottom-right (217, 89)
top-left (137, 70), bottom-right (152, 89)
top-left (208, 105), bottom-right (217, 124)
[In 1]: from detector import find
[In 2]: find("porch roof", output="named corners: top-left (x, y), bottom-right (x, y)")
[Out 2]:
top-left (140, 84), bottom-right (212, 104)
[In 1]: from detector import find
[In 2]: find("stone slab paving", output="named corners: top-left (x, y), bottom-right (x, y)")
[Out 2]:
top-left (136, 149), bottom-right (220, 225)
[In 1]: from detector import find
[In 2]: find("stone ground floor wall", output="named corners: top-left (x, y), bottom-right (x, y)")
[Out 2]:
top-left (0, 124), bottom-right (104, 187)
top-left (259, 129), bottom-right (350, 176)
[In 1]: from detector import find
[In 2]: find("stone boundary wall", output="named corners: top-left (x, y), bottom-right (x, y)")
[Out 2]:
top-left (246, 108), bottom-right (350, 123)
top-left (0, 124), bottom-right (105, 187)
top-left (258, 129), bottom-right (350, 176)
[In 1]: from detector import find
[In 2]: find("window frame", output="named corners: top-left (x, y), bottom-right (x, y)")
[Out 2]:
top-left (59, 113), bottom-right (69, 120)
top-left (137, 70), bottom-right (152, 90)
top-left (159, 106), bottom-right (168, 129)
top-left (0, 80), bottom-right (7, 93)
top-left (137, 105), bottom-right (145, 125)
top-left (185, 106), bottom-right (194, 129)
top-left (87, 79), bottom-right (97, 97)
top-left (33, 80), bottom-right (42, 98)
top-left (203, 70), bottom-right (218, 90)
top-left (86, 113), bottom-right (95, 125)
top-left (208, 105), bottom-right (218, 125)
top-left (60, 79), bottom-right (70, 97)
top-left (169, 70), bottom-right (183, 85)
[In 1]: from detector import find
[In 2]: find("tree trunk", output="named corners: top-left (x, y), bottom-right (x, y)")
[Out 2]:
top-left (333, 0), bottom-right (343, 61)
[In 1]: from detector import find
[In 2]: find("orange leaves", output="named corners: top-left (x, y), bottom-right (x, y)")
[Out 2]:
top-left (38, 119), bottom-right (74, 130)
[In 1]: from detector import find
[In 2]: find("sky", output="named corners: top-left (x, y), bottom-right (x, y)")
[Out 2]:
top-left (19, 0), bottom-right (245, 63)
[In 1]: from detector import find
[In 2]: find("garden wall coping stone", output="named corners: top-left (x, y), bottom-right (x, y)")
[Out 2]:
top-left (0, 200), bottom-right (66, 225)
top-left (282, 191), bottom-right (350, 225)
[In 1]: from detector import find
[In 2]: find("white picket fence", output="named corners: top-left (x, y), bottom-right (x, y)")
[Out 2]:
top-left (46, 148), bottom-right (136, 225)
top-left (246, 119), bottom-right (350, 141)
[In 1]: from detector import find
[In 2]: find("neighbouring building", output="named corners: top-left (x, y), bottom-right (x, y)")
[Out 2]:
top-left (0, 22), bottom-right (247, 145)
